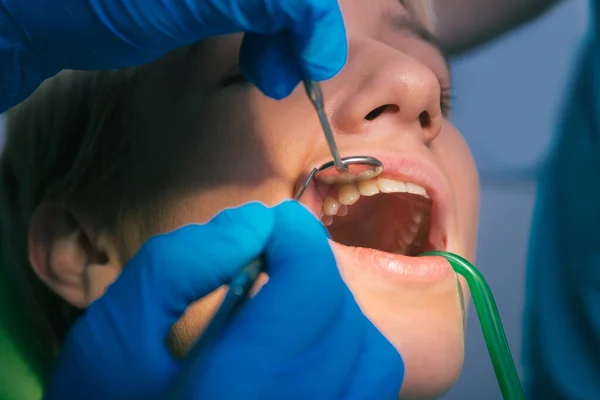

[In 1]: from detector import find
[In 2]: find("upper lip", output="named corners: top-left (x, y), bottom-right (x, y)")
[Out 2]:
top-left (295, 149), bottom-right (453, 251)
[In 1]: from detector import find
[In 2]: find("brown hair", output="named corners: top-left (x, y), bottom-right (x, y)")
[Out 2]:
top-left (0, 69), bottom-right (140, 366)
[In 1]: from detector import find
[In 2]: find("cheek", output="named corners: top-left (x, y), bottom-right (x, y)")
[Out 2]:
top-left (187, 89), bottom-right (321, 187)
top-left (144, 89), bottom-right (329, 224)
top-left (435, 125), bottom-right (480, 260)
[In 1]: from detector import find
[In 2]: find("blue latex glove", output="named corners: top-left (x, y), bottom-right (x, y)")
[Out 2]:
top-left (44, 201), bottom-right (404, 400)
top-left (0, 0), bottom-right (347, 111)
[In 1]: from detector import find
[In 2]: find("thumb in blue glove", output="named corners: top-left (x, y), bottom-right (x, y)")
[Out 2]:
top-left (1, 0), bottom-right (347, 109)
top-left (172, 201), bottom-right (404, 400)
top-left (44, 202), bottom-right (276, 400)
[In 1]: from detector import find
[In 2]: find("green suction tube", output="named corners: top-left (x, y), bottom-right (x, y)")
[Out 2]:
top-left (421, 251), bottom-right (525, 400)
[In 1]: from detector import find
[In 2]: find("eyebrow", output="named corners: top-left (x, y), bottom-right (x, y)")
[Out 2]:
top-left (386, 12), bottom-right (450, 72)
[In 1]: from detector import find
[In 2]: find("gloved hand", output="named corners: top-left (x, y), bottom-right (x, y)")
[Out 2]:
top-left (44, 201), bottom-right (404, 400)
top-left (0, 0), bottom-right (347, 110)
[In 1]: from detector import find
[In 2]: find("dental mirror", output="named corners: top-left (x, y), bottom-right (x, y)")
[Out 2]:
top-left (293, 155), bottom-right (384, 200)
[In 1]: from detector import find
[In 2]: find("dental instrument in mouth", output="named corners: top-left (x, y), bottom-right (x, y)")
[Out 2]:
top-left (189, 80), bottom-right (385, 367)
top-left (294, 80), bottom-right (384, 199)
top-left (303, 80), bottom-right (347, 173)
top-left (292, 155), bottom-right (383, 200)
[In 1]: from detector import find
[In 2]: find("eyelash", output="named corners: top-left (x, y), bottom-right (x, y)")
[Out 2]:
top-left (220, 72), bottom-right (248, 87)
top-left (440, 85), bottom-right (452, 117)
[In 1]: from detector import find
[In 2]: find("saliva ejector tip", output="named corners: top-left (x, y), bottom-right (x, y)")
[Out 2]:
top-left (420, 250), bottom-right (524, 400)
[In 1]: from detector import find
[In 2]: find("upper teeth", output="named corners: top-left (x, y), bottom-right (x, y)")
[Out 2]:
top-left (319, 166), bottom-right (384, 185)
top-left (322, 177), bottom-right (430, 216)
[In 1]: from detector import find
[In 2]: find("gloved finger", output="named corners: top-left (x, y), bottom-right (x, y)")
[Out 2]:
top-left (238, 0), bottom-right (347, 99)
top-left (244, 199), bottom-right (349, 352)
top-left (239, 32), bottom-right (303, 99)
top-left (179, 201), bottom-right (395, 398)
top-left (101, 202), bottom-right (275, 334)
top-left (285, 0), bottom-right (348, 81)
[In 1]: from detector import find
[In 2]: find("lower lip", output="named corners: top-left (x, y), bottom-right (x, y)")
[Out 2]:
top-left (331, 241), bottom-right (455, 283)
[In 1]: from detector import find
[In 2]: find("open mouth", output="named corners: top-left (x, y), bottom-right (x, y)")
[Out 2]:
top-left (297, 152), bottom-right (454, 280)
top-left (320, 177), bottom-right (432, 256)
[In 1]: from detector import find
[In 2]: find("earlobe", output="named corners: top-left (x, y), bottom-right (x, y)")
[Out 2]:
top-left (28, 204), bottom-right (112, 308)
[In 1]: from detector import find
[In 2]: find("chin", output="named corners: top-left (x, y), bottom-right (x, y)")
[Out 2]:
top-left (396, 322), bottom-right (465, 399)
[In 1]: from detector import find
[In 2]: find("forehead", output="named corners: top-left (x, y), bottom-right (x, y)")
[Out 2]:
top-left (338, 0), bottom-right (441, 52)
top-left (339, 0), bottom-right (412, 29)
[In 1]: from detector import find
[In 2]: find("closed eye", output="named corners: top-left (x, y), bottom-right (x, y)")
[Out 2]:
top-left (221, 72), bottom-right (248, 87)
top-left (219, 61), bottom-right (250, 88)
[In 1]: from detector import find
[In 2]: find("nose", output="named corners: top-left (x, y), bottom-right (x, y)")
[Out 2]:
top-left (332, 39), bottom-right (443, 146)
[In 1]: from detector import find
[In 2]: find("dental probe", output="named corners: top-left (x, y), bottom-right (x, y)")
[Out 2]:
top-left (293, 81), bottom-right (384, 198)
top-left (303, 80), bottom-right (348, 174)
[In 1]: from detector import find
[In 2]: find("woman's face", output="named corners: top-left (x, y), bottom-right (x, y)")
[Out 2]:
top-left (79, 0), bottom-right (478, 397)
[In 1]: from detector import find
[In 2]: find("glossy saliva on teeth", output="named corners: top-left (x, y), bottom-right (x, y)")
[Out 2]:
top-left (319, 166), bottom-right (384, 185)
top-left (321, 177), bottom-right (430, 220)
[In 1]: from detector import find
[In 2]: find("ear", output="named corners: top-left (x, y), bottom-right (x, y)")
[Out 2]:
top-left (28, 203), bottom-right (122, 308)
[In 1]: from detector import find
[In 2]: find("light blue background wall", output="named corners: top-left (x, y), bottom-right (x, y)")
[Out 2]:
top-left (0, 2), bottom-right (590, 397)
top-left (443, 1), bottom-right (588, 398)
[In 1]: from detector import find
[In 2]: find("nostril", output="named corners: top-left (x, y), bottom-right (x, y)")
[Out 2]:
top-left (364, 104), bottom-right (399, 121)
top-left (365, 105), bottom-right (387, 121)
top-left (418, 110), bottom-right (431, 129)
